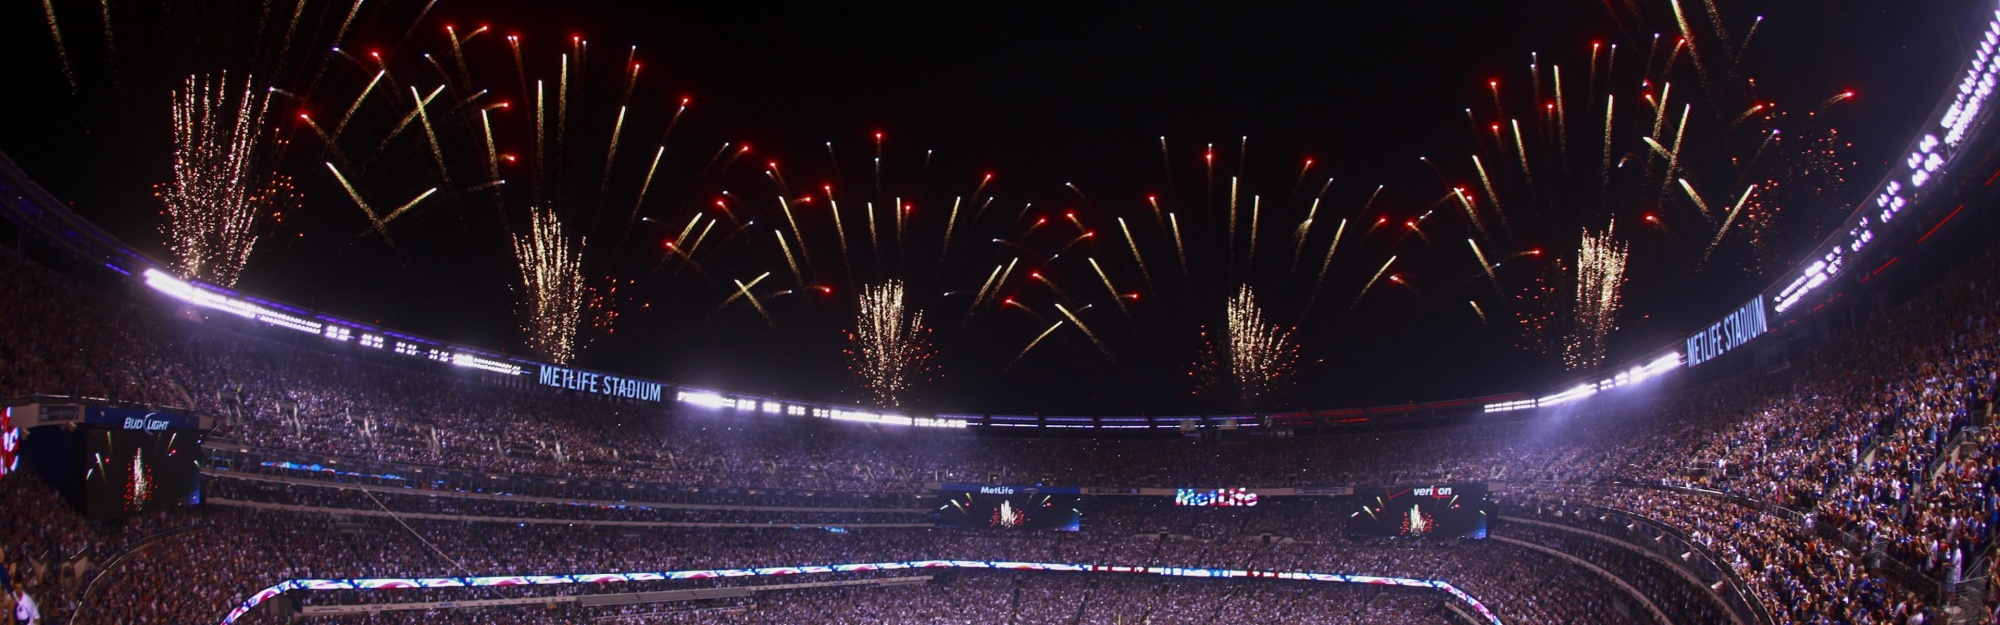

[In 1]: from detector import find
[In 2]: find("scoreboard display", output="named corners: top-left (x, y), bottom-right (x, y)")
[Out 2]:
top-left (1350, 485), bottom-right (1489, 539)
top-left (84, 428), bottom-right (204, 519)
top-left (933, 487), bottom-right (1081, 531)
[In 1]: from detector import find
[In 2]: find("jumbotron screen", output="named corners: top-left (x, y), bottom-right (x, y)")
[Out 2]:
top-left (1350, 485), bottom-right (1489, 539)
top-left (84, 428), bottom-right (204, 520)
top-left (934, 489), bottom-right (1082, 531)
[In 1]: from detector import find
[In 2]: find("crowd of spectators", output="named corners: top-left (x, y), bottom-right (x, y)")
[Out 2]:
top-left (0, 476), bottom-right (1642, 625)
top-left (4, 237), bottom-right (2000, 624)
top-left (302, 573), bottom-right (1463, 625)
top-left (1496, 520), bottom-right (1732, 623)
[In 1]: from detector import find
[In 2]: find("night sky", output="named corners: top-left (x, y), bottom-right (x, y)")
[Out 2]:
top-left (0, 1), bottom-right (1985, 415)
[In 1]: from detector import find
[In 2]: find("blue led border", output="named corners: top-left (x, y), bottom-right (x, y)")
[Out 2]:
top-left (219, 560), bottom-right (1502, 624)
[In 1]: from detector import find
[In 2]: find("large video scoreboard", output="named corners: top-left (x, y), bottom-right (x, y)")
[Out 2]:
top-left (932, 485), bottom-right (1082, 531)
top-left (1349, 484), bottom-right (1491, 539)
top-left (13, 403), bottom-right (208, 520)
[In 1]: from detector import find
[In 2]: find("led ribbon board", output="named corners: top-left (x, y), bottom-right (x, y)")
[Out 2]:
top-left (219, 560), bottom-right (1502, 625)
top-left (1174, 487), bottom-right (1260, 507)
top-left (140, 268), bottom-right (970, 427)
top-left (1685, 297), bottom-right (1769, 367)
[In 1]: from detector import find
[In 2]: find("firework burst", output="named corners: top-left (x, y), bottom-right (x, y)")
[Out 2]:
top-left (1564, 222), bottom-right (1628, 370)
top-left (159, 73), bottom-right (293, 287)
top-left (1192, 285), bottom-right (1300, 408)
top-left (847, 280), bottom-right (936, 408)
top-left (512, 207), bottom-right (588, 364)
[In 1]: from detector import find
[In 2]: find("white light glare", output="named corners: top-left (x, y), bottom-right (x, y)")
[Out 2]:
top-left (676, 391), bottom-right (733, 410)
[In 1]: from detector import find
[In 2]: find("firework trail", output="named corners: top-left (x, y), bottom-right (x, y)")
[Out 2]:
top-left (970, 263), bottom-right (1004, 308)
top-left (1088, 258), bottom-right (1128, 315)
top-left (1471, 156), bottom-right (1504, 224)
top-left (1601, 95), bottom-right (1616, 187)
top-left (1468, 238), bottom-right (1500, 290)
top-left (1564, 222), bottom-right (1628, 370)
top-left (731, 277), bottom-right (775, 329)
top-left (1735, 16), bottom-right (1763, 67)
top-left (1169, 212), bottom-right (1189, 277)
top-left (409, 86), bottom-right (453, 189)
top-left (558, 52), bottom-right (571, 154)
top-left (324, 161), bottom-right (388, 238)
top-left (1290, 195), bottom-right (1322, 270)
top-left (1703, 184), bottom-right (1758, 263)
top-left (508, 33), bottom-right (527, 94)
top-left (940, 196), bottom-right (962, 261)
top-left (41, 0), bottom-right (75, 93)
top-left (1306, 218), bottom-right (1348, 309)
top-left (378, 188), bottom-right (439, 226)
top-left (1669, 0), bottom-right (1713, 89)
top-left (331, 1), bottom-right (366, 61)
top-left (534, 80), bottom-right (547, 194)
top-left (96, 0), bottom-right (113, 57)
top-left (989, 258), bottom-right (1020, 307)
top-left (512, 207), bottom-right (588, 364)
top-left (162, 74), bottom-right (293, 287)
top-left (1053, 303), bottom-right (1110, 357)
top-left (1246, 195), bottom-right (1262, 270)
top-left (849, 280), bottom-right (935, 408)
top-left (775, 195), bottom-right (813, 270)
top-left (1007, 321), bottom-right (1065, 370)
top-left (684, 217), bottom-right (717, 257)
top-left (1676, 178), bottom-right (1717, 221)
top-left (1352, 255), bottom-right (1397, 309)
top-left (1509, 119), bottom-right (1532, 179)
top-left (1553, 65), bottom-right (1569, 158)
top-left (1663, 103), bottom-right (1691, 189)
top-left (865, 201), bottom-right (882, 263)
top-left (334, 70), bottom-right (386, 142)
top-left (1451, 187), bottom-right (1488, 240)
top-left (775, 231), bottom-right (804, 284)
top-left (1030, 270), bottom-right (1074, 302)
top-left (1290, 158), bottom-right (1315, 197)
top-left (827, 187), bottom-right (853, 270)
top-left (598, 105), bottom-right (629, 204)
top-left (624, 144), bottom-right (666, 231)
top-left (1117, 217), bottom-right (1155, 290)
top-left (479, 109), bottom-right (501, 183)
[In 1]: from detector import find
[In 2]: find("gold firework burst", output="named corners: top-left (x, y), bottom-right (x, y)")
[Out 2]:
top-left (159, 73), bottom-right (292, 287)
top-left (847, 280), bottom-right (935, 408)
top-left (512, 207), bottom-right (587, 364)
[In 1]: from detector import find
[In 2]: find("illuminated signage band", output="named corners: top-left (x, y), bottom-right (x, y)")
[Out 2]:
top-left (1685, 298), bottom-right (1769, 367)
top-left (538, 365), bottom-right (664, 402)
top-left (218, 559), bottom-right (1503, 625)
top-left (1174, 488), bottom-right (1260, 507)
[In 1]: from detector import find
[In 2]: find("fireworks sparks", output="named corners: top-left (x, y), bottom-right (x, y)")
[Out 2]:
top-left (1193, 286), bottom-right (1300, 408)
top-left (848, 280), bottom-right (935, 408)
top-left (1705, 184), bottom-right (1759, 263)
top-left (512, 207), bottom-right (588, 364)
top-left (1053, 302), bottom-right (1110, 357)
top-left (1353, 255), bottom-right (1397, 309)
top-left (35, 2), bottom-right (1878, 400)
top-left (40, 0), bottom-right (74, 93)
top-left (1564, 222), bottom-right (1628, 370)
top-left (1008, 320), bottom-right (1065, 370)
top-left (160, 73), bottom-right (292, 288)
